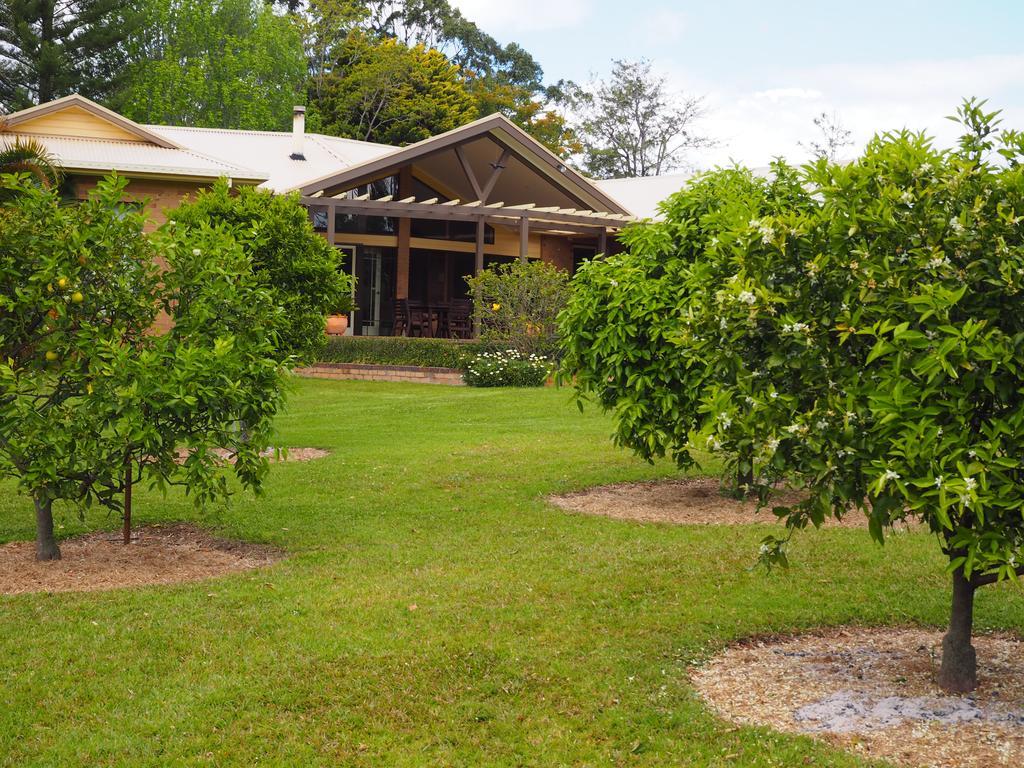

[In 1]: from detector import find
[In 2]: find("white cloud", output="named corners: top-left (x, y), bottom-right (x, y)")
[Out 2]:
top-left (450, 0), bottom-right (590, 34)
top-left (750, 88), bottom-right (824, 104)
top-left (645, 8), bottom-right (687, 44)
top-left (670, 54), bottom-right (1024, 169)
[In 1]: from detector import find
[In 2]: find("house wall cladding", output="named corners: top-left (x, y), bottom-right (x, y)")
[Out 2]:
top-left (297, 363), bottom-right (465, 386)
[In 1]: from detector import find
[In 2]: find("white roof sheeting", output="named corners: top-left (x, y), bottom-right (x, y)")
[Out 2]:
top-left (147, 125), bottom-right (395, 193)
top-left (595, 172), bottom-right (694, 220)
top-left (19, 134), bottom-right (266, 182)
top-left (596, 167), bottom-right (776, 220)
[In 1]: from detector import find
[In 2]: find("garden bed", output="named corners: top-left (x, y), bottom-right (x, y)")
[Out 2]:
top-left (549, 477), bottom-right (920, 529)
top-left (0, 524), bottom-right (282, 595)
top-left (691, 626), bottom-right (1024, 768)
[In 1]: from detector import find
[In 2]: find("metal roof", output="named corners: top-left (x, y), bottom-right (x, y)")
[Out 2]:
top-left (16, 134), bottom-right (268, 182)
top-left (148, 125), bottom-right (395, 193)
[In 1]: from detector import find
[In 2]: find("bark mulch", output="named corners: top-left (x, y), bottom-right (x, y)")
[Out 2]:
top-left (0, 524), bottom-right (283, 596)
top-left (691, 626), bottom-right (1024, 768)
top-left (547, 477), bottom-right (883, 528)
top-left (178, 446), bottom-right (329, 465)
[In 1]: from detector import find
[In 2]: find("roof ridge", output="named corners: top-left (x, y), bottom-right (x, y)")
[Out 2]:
top-left (143, 124), bottom-right (291, 138)
top-left (147, 123), bottom-right (393, 149)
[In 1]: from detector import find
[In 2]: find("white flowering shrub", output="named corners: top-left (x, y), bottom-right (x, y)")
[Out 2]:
top-left (463, 349), bottom-right (551, 387)
top-left (560, 99), bottom-right (1024, 694)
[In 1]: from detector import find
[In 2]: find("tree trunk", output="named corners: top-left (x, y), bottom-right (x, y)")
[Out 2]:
top-left (937, 566), bottom-right (978, 693)
top-left (728, 448), bottom-right (755, 499)
top-left (34, 495), bottom-right (61, 561)
top-left (122, 458), bottom-right (133, 545)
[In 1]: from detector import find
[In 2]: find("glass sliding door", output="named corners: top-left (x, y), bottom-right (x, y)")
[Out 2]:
top-left (354, 246), bottom-right (397, 336)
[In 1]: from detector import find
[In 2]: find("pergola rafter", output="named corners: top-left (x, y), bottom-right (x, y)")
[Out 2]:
top-left (299, 195), bottom-right (634, 230)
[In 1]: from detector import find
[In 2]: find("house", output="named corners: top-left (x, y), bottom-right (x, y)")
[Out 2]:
top-left (3, 95), bottom-right (635, 337)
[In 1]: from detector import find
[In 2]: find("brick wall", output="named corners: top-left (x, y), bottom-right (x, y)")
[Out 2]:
top-left (70, 175), bottom-right (207, 232)
top-left (297, 363), bottom-right (465, 386)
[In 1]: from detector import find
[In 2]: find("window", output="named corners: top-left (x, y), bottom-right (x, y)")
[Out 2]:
top-left (334, 176), bottom-right (398, 235)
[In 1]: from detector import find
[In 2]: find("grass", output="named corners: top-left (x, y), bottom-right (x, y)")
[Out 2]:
top-left (1, 379), bottom-right (1022, 767)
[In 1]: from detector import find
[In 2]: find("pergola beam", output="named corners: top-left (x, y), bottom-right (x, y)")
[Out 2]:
top-left (299, 196), bottom-right (632, 230)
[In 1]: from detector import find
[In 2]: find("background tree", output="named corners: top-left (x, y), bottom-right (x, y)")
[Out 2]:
top-left (559, 59), bottom-right (715, 179)
top-left (799, 110), bottom-right (854, 161)
top-left (111, 0), bottom-right (306, 130)
top-left (167, 180), bottom-right (354, 362)
top-left (0, 0), bottom-right (140, 111)
top-left (561, 99), bottom-right (1024, 694)
top-left (0, 174), bottom-right (288, 559)
top-left (301, 0), bottom-right (574, 154)
top-left (303, 0), bottom-right (366, 101)
top-left (311, 32), bottom-right (474, 144)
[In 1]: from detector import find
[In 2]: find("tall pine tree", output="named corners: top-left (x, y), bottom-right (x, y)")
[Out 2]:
top-left (0, 0), bottom-right (138, 111)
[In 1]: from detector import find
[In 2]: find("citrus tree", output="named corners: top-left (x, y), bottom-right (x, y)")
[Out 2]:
top-left (0, 174), bottom-right (287, 559)
top-left (559, 164), bottom-right (812, 493)
top-left (168, 180), bottom-right (353, 363)
top-left (560, 100), bottom-right (1024, 693)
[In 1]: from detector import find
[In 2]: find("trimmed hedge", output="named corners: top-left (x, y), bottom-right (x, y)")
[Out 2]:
top-left (319, 336), bottom-right (481, 369)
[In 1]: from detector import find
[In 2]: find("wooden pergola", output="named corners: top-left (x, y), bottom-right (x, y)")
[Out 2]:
top-left (296, 114), bottom-right (634, 334)
top-left (302, 193), bottom-right (632, 264)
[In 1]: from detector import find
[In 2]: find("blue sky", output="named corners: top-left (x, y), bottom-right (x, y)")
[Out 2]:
top-left (452, 0), bottom-right (1024, 169)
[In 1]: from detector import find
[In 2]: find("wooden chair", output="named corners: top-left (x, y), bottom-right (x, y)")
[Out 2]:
top-left (447, 300), bottom-right (473, 339)
top-left (393, 300), bottom-right (409, 336)
top-left (406, 300), bottom-right (432, 337)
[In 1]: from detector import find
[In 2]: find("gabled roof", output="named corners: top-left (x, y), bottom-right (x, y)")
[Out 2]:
top-left (3, 95), bottom-right (268, 184)
top-left (5, 94), bottom-right (184, 149)
top-left (297, 113), bottom-right (630, 215)
top-left (149, 125), bottom-right (394, 193)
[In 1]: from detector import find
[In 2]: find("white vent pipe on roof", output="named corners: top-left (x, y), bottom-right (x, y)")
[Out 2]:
top-left (291, 106), bottom-right (306, 160)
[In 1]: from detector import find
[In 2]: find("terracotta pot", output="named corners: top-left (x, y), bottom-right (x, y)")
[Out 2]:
top-left (325, 315), bottom-right (349, 336)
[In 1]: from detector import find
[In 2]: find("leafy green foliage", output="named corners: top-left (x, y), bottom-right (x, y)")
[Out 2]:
top-left (319, 335), bottom-right (477, 368)
top-left (560, 165), bottom-right (808, 470)
top-left (167, 180), bottom-right (353, 363)
top-left (468, 260), bottom-right (571, 359)
top-left (0, 173), bottom-right (288, 557)
top-left (112, 0), bottom-right (306, 130)
top-left (311, 32), bottom-right (475, 145)
top-left (462, 348), bottom-right (551, 387)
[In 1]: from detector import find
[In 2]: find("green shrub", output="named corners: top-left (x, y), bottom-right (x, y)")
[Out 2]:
top-left (319, 336), bottom-right (479, 369)
top-left (466, 260), bottom-right (570, 358)
top-left (463, 349), bottom-right (551, 387)
top-left (168, 180), bottom-right (353, 364)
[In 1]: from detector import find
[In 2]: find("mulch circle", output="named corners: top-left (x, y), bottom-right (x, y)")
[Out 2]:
top-left (549, 477), bottom-right (916, 530)
top-left (0, 523), bottom-right (283, 596)
top-left (691, 626), bottom-right (1024, 768)
top-left (178, 446), bottom-right (330, 465)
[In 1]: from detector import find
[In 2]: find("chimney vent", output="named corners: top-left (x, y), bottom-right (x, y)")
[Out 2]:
top-left (290, 105), bottom-right (306, 160)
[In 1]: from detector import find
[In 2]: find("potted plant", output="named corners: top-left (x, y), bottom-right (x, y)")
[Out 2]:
top-left (325, 313), bottom-right (348, 335)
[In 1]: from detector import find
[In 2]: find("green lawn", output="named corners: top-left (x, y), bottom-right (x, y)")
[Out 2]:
top-left (1, 379), bottom-right (1022, 767)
